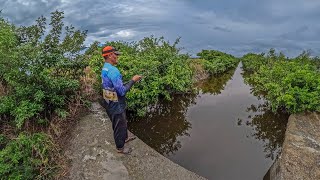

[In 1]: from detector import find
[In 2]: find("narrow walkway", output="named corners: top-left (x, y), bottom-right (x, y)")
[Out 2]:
top-left (64, 102), bottom-right (206, 180)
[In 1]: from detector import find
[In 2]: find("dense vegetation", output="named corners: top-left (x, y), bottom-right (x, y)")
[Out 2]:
top-left (87, 37), bottom-right (194, 115)
top-left (197, 50), bottom-right (239, 75)
top-left (0, 11), bottom-right (88, 179)
top-left (0, 133), bottom-right (55, 179)
top-left (88, 46), bottom-right (240, 116)
top-left (0, 11), bottom-right (87, 128)
top-left (0, 11), bottom-right (198, 178)
top-left (241, 49), bottom-right (320, 113)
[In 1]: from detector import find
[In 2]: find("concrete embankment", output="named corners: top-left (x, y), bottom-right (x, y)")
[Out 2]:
top-left (265, 112), bottom-right (320, 180)
top-left (64, 102), bottom-right (206, 180)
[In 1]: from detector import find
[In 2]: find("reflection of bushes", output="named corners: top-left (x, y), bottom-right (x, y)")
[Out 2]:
top-left (128, 93), bottom-right (197, 155)
top-left (241, 103), bottom-right (289, 160)
top-left (196, 67), bottom-right (236, 95)
top-left (241, 57), bottom-right (290, 159)
top-left (241, 70), bottom-right (267, 99)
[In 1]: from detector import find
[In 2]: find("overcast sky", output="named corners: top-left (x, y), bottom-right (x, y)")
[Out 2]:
top-left (1, 0), bottom-right (320, 57)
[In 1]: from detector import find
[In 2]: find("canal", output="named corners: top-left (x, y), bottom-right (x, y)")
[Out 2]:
top-left (128, 62), bottom-right (289, 180)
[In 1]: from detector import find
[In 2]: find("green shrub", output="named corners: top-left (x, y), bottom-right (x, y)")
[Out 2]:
top-left (197, 50), bottom-right (239, 75)
top-left (0, 133), bottom-right (55, 179)
top-left (241, 49), bottom-right (320, 113)
top-left (312, 56), bottom-right (320, 69)
top-left (241, 53), bottom-right (266, 72)
top-left (251, 59), bottom-right (320, 113)
top-left (0, 11), bottom-right (87, 128)
top-left (87, 36), bottom-right (193, 115)
top-left (241, 49), bottom-right (288, 73)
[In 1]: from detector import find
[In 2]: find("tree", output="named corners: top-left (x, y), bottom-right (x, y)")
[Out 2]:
top-left (0, 11), bottom-right (88, 128)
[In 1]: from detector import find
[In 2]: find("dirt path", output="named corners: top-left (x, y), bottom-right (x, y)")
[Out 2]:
top-left (63, 102), bottom-right (206, 180)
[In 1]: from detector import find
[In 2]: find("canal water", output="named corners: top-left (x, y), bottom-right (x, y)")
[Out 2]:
top-left (128, 62), bottom-right (289, 180)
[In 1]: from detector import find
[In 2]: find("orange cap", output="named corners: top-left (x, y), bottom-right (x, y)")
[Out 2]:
top-left (102, 46), bottom-right (121, 57)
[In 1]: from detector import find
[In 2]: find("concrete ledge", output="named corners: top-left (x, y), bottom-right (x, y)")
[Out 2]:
top-left (64, 102), bottom-right (206, 180)
top-left (265, 112), bottom-right (320, 180)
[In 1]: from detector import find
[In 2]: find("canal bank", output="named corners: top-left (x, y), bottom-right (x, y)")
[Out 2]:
top-left (264, 112), bottom-right (320, 180)
top-left (64, 102), bottom-right (206, 180)
top-left (64, 102), bottom-right (319, 180)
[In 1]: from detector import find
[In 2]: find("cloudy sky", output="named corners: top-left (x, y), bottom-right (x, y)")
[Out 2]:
top-left (1, 0), bottom-right (320, 57)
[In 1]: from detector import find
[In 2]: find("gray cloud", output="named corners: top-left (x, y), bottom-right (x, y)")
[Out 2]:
top-left (1, 0), bottom-right (62, 25)
top-left (1, 0), bottom-right (320, 57)
top-left (213, 26), bottom-right (232, 32)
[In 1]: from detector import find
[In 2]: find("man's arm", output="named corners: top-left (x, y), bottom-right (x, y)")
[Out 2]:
top-left (111, 75), bottom-right (134, 97)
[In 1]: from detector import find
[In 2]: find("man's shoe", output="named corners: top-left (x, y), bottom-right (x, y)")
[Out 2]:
top-left (117, 147), bottom-right (132, 154)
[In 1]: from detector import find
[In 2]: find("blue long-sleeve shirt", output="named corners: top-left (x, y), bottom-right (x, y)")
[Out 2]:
top-left (101, 62), bottom-right (134, 114)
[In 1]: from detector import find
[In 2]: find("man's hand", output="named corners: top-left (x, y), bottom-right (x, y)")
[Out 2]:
top-left (132, 75), bottom-right (142, 82)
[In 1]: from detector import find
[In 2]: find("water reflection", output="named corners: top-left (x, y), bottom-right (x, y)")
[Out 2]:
top-left (239, 101), bottom-right (289, 160)
top-left (196, 68), bottom-right (236, 95)
top-left (240, 66), bottom-right (289, 160)
top-left (128, 93), bottom-right (198, 155)
top-left (241, 69), bottom-right (267, 98)
top-left (128, 63), bottom-right (290, 179)
top-left (128, 68), bottom-right (237, 155)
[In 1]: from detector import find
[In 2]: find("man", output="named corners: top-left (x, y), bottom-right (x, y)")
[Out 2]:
top-left (101, 45), bottom-right (142, 154)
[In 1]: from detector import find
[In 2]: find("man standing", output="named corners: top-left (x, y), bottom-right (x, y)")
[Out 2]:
top-left (101, 46), bottom-right (142, 154)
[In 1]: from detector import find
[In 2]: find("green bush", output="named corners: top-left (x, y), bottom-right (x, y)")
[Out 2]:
top-left (241, 53), bottom-right (266, 72)
top-left (241, 49), bottom-right (288, 72)
top-left (0, 17), bottom-right (17, 81)
top-left (0, 11), bottom-right (87, 128)
top-left (241, 49), bottom-right (320, 113)
top-left (87, 36), bottom-right (193, 115)
top-left (251, 58), bottom-right (320, 113)
top-left (0, 133), bottom-right (55, 179)
top-left (312, 56), bottom-right (320, 69)
top-left (197, 50), bottom-right (239, 75)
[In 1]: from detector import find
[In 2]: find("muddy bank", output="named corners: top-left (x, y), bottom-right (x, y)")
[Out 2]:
top-left (64, 102), bottom-right (206, 180)
top-left (189, 59), bottom-right (209, 82)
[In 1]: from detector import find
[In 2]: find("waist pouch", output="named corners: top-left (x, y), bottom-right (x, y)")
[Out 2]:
top-left (103, 89), bottom-right (118, 102)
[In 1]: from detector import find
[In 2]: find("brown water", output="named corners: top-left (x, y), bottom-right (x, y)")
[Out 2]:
top-left (128, 63), bottom-right (289, 180)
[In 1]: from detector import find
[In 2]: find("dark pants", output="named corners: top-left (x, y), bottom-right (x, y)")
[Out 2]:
top-left (106, 111), bottom-right (128, 149)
